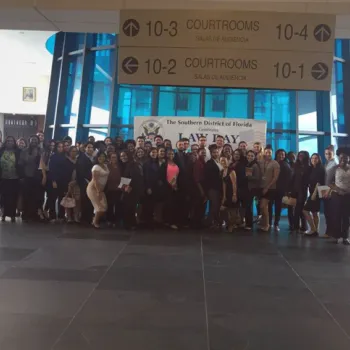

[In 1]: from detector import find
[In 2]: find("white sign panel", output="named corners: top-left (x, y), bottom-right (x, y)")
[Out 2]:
top-left (120, 10), bottom-right (335, 53)
top-left (134, 116), bottom-right (267, 148)
top-left (119, 47), bottom-right (333, 91)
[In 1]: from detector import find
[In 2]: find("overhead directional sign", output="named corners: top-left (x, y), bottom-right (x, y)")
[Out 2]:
top-left (118, 47), bottom-right (333, 91)
top-left (119, 10), bottom-right (335, 53)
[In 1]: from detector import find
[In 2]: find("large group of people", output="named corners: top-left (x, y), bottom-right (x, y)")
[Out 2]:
top-left (0, 131), bottom-right (349, 244)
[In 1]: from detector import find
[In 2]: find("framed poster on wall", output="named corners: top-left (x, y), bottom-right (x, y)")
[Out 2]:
top-left (22, 87), bottom-right (36, 102)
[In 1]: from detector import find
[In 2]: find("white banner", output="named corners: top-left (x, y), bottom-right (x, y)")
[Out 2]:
top-left (134, 116), bottom-right (267, 149)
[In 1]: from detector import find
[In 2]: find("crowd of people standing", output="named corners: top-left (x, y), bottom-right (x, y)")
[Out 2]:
top-left (0, 131), bottom-right (349, 244)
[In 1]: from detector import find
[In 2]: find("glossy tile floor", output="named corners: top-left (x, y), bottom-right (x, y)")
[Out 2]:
top-left (0, 220), bottom-right (350, 350)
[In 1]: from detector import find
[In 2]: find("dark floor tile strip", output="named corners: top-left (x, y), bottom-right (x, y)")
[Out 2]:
top-left (277, 249), bottom-right (350, 342)
top-left (50, 241), bottom-right (130, 350)
top-left (200, 236), bottom-right (210, 350)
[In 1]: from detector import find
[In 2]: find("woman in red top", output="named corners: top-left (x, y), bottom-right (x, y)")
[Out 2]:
top-left (162, 149), bottom-right (180, 230)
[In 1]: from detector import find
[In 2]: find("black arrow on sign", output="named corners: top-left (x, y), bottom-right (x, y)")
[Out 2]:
top-left (123, 19), bottom-right (140, 37)
top-left (122, 57), bottom-right (139, 74)
top-left (314, 24), bottom-right (331, 42)
top-left (311, 62), bottom-right (329, 80)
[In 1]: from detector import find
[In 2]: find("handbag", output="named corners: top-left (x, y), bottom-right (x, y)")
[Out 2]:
top-left (60, 195), bottom-right (76, 208)
top-left (282, 196), bottom-right (297, 207)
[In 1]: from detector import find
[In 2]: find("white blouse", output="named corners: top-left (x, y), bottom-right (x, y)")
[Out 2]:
top-left (92, 165), bottom-right (110, 190)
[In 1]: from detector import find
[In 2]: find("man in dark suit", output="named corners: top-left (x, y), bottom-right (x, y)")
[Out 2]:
top-left (77, 142), bottom-right (94, 225)
top-left (174, 139), bottom-right (190, 227)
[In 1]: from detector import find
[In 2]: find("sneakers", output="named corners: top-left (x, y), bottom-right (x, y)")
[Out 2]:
top-left (274, 225), bottom-right (280, 232)
top-left (170, 225), bottom-right (178, 230)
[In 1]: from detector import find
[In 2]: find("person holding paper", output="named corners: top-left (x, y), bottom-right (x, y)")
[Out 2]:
top-left (303, 153), bottom-right (325, 237)
top-left (120, 151), bottom-right (144, 230)
top-left (87, 152), bottom-right (109, 229)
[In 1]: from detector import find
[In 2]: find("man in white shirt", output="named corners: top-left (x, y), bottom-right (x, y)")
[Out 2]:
top-left (216, 135), bottom-right (225, 155)
top-left (198, 136), bottom-right (211, 162)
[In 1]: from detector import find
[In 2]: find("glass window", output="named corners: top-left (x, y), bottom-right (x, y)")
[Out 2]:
top-left (118, 86), bottom-right (152, 124)
top-left (66, 33), bottom-right (85, 51)
top-left (266, 132), bottom-right (296, 153)
top-left (225, 89), bottom-right (248, 118)
top-left (63, 55), bottom-right (83, 124)
top-left (204, 88), bottom-right (248, 118)
top-left (68, 128), bottom-right (76, 144)
top-left (254, 90), bottom-right (296, 130)
top-left (88, 128), bottom-right (108, 140)
top-left (117, 127), bottom-right (134, 140)
top-left (95, 33), bottom-right (116, 47)
top-left (298, 135), bottom-right (318, 155)
top-left (158, 87), bottom-right (200, 116)
top-left (331, 61), bottom-right (345, 134)
top-left (298, 91), bottom-right (317, 132)
top-left (85, 50), bottom-right (115, 125)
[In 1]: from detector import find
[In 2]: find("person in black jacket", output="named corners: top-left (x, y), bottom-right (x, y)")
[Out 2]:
top-left (230, 149), bottom-right (249, 226)
top-left (76, 142), bottom-right (94, 225)
top-left (46, 141), bottom-right (66, 221)
top-left (120, 151), bottom-right (144, 230)
top-left (18, 135), bottom-right (45, 222)
top-left (290, 151), bottom-right (311, 233)
top-left (204, 145), bottom-right (223, 228)
top-left (269, 149), bottom-right (292, 231)
top-left (0, 136), bottom-right (21, 222)
top-left (303, 153), bottom-right (326, 237)
top-left (143, 147), bottom-right (162, 227)
top-left (174, 139), bottom-right (190, 227)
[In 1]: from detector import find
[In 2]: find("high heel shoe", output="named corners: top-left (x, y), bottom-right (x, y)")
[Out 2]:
top-left (92, 222), bottom-right (100, 229)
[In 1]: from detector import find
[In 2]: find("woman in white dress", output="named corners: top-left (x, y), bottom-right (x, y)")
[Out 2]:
top-left (87, 152), bottom-right (109, 228)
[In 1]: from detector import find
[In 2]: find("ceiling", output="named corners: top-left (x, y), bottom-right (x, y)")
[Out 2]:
top-left (0, 0), bottom-right (350, 37)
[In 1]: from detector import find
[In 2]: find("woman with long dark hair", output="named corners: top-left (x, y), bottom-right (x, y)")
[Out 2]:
top-left (245, 150), bottom-right (261, 230)
top-left (303, 153), bottom-right (325, 237)
top-left (87, 152), bottom-right (109, 228)
top-left (269, 149), bottom-right (293, 231)
top-left (42, 140), bottom-right (56, 219)
top-left (230, 149), bottom-right (249, 227)
top-left (47, 141), bottom-right (66, 221)
top-left (221, 144), bottom-right (233, 163)
top-left (105, 152), bottom-right (121, 227)
top-left (0, 136), bottom-right (21, 222)
top-left (143, 147), bottom-right (162, 226)
top-left (162, 148), bottom-right (180, 230)
top-left (220, 156), bottom-right (238, 232)
top-left (290, 151), bottom-right (311, 233)
top-left (134, 147), bottom-right (147, 166)
top-left (62, 146), bottom-right (81, 223)
top-left (18, 135), bottom-right (45, 221)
